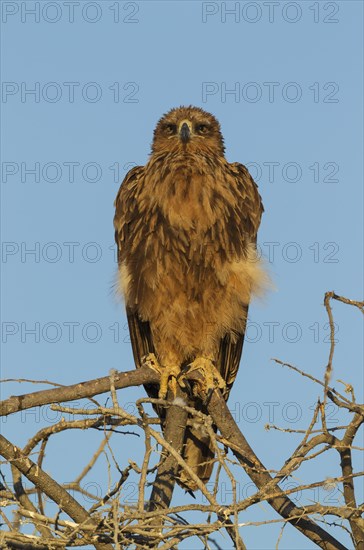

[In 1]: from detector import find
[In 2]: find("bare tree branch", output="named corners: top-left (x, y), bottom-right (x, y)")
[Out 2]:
top-left (0, 367), bottom-right (160, 417)
top-left (207, 390), bottom-right (348, 550)
top-left (0, 434), bottom-right (113, 550)
top-left (1, 292), bottom-right (362, 548)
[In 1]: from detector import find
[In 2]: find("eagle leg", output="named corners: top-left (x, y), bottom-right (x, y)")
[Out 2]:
top-left (185, 356), bottom-right (226, 398)
top-left (142, 353), bottom-right (181, 399)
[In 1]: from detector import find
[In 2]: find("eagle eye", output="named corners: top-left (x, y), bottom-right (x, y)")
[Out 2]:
top-left (196, 123), bottom-right (209, 135)
top-left (164, 123), bottom-right (177, 135)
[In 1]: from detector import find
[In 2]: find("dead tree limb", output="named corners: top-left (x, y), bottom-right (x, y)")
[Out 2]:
top-left (147, 387), bottom-right (189, 515)
top-left (0, 434), bottom-right (113, 550)
top-left (207, 390), bottom-right (348, 550)
top-left (0, 367), bottom-right (159, 417)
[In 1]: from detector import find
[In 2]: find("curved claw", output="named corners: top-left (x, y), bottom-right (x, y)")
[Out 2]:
top-left (186, 357), bottom-right (226, 398)
top-left (142, 354), bottom-right (181, 399)
top-left (159, 364), bottom-right (180, 398)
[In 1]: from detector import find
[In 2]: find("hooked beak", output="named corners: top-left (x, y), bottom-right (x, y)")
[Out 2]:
top-left (179, 122), bottom-right (191, 143)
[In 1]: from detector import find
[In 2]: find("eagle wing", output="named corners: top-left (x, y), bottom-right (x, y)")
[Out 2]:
top-left (114, 166), bottom-right (160, 404)
top-left (216, 162), bottom-right (263, 400)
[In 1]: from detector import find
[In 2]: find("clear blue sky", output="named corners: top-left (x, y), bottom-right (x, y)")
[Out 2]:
top-left (1, 1), bottom-right (363, 548)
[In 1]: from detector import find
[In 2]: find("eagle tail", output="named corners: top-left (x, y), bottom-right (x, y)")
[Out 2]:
top-left (178, 424), bottom-right (215, 492)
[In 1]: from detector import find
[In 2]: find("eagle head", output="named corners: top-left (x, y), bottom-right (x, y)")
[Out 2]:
top-left (151, 106), bottom-right (225, 156)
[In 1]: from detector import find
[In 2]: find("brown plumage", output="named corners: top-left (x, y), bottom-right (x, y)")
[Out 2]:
top-left (114, 106), bottom-right (266, 491)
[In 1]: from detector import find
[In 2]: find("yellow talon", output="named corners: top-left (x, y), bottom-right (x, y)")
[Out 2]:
top-left (142, 354), bottom-right (180, 399)
top-left (187, 357), bottom-right (226, 396)
top-left (159, 364), bottom-right (180, 399)
top-left (142, 353), bottom-right (159, 371)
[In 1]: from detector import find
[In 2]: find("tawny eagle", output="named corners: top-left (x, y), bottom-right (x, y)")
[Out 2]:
top-left (114, 106), bottom-right (265, 491)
